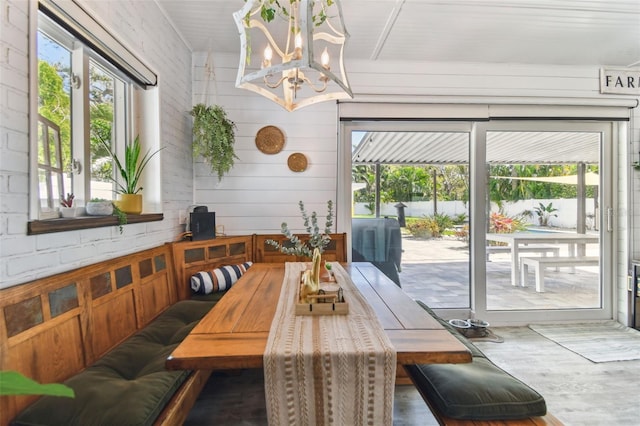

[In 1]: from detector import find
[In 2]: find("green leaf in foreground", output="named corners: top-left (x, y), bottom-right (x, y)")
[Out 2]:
top-left (0, 371), bottom-right (75, 397)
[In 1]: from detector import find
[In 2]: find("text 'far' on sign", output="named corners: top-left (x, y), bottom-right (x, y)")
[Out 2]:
top-left (600, 68), bottom-right (640, 95)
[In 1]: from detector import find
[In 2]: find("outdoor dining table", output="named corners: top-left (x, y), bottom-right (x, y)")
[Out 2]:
top-left (485, 232), bottom-right (599, 287)
top-left (166, 262), bottom-right (472, 370)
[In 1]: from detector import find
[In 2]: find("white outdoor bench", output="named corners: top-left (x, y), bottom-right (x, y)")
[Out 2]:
top-left (486, 244), bottom-right (560, 261)
top-left (520, 256), bottom-right (599, 292)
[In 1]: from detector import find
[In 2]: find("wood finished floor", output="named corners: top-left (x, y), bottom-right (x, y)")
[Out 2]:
top-left (184, 326), bottom-right (640, 425)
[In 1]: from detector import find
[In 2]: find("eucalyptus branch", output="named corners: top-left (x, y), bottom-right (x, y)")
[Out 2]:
top-left (265, 200), bottom-right (334, 257)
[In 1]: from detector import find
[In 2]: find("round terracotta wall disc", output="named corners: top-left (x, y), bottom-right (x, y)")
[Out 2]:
top-left (288, 153), bottom-right (308, 172)
top-left (255, 125), bottom-right (285, 154)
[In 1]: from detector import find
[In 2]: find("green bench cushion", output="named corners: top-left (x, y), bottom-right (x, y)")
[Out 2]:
top-left (11, 300), bottom-right (215, 426)
top-left (405, 358), bottom-right (547, 420)
top-left (191, 291), bottom-right (227, 303)
top-left (407, 300), bottom-right (547, 420)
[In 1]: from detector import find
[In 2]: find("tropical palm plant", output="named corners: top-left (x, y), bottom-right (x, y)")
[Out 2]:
top-left (534, 202), bottom-right (558, 226)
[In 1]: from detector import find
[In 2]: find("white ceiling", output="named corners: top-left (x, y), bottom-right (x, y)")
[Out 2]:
top-left (156, 0), bottom-right (640, 66)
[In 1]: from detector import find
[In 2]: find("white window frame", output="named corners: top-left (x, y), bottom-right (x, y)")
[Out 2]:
top-left (35, 11), bottom-right (135, 215)
top-left (29, 1), bottom-right (160, 225)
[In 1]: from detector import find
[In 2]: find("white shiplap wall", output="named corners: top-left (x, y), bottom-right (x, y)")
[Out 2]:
top-left (192, 52), bottom-right (340, 236)
top-left (0, 0), bottom-right (193, 289)
top-left (193, 53), bottom-right (639, 324)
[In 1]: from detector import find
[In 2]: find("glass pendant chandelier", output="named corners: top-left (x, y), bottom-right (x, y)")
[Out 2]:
top-left (233, 0), bottom-right (353, 112)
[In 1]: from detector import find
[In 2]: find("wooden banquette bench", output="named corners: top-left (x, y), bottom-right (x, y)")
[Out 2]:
top-left (0, 236), bottom-right (255, 426)
top-left (0, 233), bottom-right (346, 426)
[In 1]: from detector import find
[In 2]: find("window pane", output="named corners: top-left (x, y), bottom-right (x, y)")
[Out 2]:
top-left (485, 131), bottom-right (601, 311)
top-left (89, 61), bottom-right (115, 200)
top-left (37, 121), bottom-right (47, 165)
top-left (351, 130), bottom-right (471, 308)
top-left (37, 30), bottom-right (71, 211)
top-left (48, 127), bottom-right (60, 168)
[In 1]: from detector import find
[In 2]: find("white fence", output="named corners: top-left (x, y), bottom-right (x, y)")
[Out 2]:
top-left (354, 198), bottom-right (598, 230)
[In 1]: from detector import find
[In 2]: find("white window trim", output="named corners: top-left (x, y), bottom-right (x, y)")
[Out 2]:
top-left (38, 0), bottom-right (157, 87)
top-left (29, 0), bottom-right (162, 223)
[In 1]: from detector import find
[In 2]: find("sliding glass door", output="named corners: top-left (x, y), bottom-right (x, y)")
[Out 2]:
top-left (340, 119), bottom-right (614, 323)
top-left (474, 121), bottom-right (613, 323)
top-left (344, 122), bottom-right (472, 314)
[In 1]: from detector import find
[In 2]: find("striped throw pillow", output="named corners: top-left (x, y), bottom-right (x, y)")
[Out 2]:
top-left (190, 262), bottom-right (253, 294)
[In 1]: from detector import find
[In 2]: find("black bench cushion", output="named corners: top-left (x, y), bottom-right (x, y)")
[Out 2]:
top-left (11, 300), bottom-right (215, 426)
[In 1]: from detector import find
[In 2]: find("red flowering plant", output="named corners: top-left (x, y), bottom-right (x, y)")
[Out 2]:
top-left (489, 212), bottom-right (527, 245)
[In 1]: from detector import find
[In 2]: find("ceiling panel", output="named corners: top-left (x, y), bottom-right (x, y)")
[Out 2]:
top-left (157, 0), bottom-right (640, 66)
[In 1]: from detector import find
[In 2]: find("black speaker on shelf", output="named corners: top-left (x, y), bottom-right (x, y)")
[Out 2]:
top-left (190, 211), bottom-right (216, 241)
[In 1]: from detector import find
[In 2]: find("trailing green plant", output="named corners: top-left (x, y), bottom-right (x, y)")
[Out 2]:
top-left (99, 135), bottom-right (162, 194)
top-left (266, 200), bottom-right (334, 257)
top-left (190, 104), bottom-right (238, 180)
top-left (112, 203), bottom-right (127, 234)
top-left (245, 0), bottom-right (334, 27)
top-left (241, 0), bottom-right (338, 64)
top-left (87, 198), bottom-right (127, 233)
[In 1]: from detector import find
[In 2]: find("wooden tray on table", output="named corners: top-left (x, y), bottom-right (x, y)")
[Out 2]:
top-left (295, 277), bottom-right (349, 316)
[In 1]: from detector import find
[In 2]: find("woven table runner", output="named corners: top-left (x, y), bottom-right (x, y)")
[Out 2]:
top-left (264, 262), bottom-right (397, 426)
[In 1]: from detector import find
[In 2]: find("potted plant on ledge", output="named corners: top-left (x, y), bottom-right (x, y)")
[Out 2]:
top-left (60, 193), bottom-right (76, 218)
top-left (100, 136), bottom-right (162, 214)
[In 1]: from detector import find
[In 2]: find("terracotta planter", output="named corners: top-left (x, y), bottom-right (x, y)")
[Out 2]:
top-left (116, 194), bottom-right (143, 215)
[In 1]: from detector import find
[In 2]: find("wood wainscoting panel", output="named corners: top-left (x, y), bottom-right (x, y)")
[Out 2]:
top-left (139, 273), bottom-right (172, 325)
top-left (7, 316), bottom-right (85, 383)
top-left (90, 290), bottom-right (137, 360)
top-left (0, 244), bottom-right (181, 425)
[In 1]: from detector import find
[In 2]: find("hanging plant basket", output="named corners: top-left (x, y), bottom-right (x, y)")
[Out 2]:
top-left (190, 104), bottom-right (238, 179)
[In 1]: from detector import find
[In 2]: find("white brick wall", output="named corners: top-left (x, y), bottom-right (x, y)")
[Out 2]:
top-left (0, 0), bottom-right (193, 288)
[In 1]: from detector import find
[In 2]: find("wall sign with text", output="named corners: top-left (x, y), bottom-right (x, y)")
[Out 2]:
top-left (600, 68), bottom-right (640, 95)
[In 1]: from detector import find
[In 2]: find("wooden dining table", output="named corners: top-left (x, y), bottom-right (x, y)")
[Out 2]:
top-left (166, 262), bottom-right (472, 371)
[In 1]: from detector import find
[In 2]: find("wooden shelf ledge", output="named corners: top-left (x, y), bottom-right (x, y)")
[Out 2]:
top-left (27, 213), bottom-right (164, 235)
